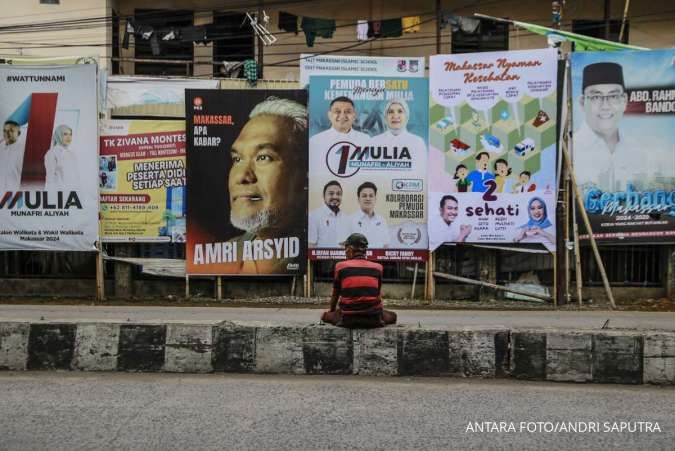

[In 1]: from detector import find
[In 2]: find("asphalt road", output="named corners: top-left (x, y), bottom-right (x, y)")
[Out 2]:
top-left (0, 372), bottom-right (672, 450)
top-left (0, 304), bottom-right (674, 330)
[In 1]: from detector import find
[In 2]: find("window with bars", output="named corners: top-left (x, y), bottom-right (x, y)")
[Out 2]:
top-left (451, 19), bottom-right (508, 54)
top-left (211, 11), bottom-right (255, 78)
top-left (134, 9), bottom-right (194, 76)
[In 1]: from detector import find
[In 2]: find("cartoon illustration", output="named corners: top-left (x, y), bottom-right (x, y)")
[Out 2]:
top-left (514, 138), bottom-right (536, 157)
top-left (512, 171), bottom-right (537, 193)
top-left (532, 110), bottom-right (550, 127)
top-left (451, 138), bottom-right (471, 155)
top-left (435, 115), bottom-right (455, 130)
top-left (454, 164), bottom-right (470, 192)
top-left (493, 158), bottom-right (513, 193)
top-left (480, 133), bottom-right (503, 153)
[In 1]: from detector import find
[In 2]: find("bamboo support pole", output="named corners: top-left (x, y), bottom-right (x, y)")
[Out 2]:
top-left (408, 267), bottom-right (550, 302)
top-left (562, 141), bottom-right (616, 309)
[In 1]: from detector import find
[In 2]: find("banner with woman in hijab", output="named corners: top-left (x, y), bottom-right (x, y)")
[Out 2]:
top-left (428, 49), bottom-right (558, 250)
top-left (308, 75), bottom-right (428, 261)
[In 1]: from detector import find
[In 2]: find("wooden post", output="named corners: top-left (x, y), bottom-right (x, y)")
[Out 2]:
top-left (619, 0), bottom-right (631, 43)
top-left (411, 262), bottom-right (419, 299)
top-left (572, 217), bottom-right (584, 306)
top-left (562, 141), bottom-right (616, 309)
top-left (216, 276), bottom-right (222, 300)
top-left (185, 274), bottom-right (190, 299)
top-left (424, 251), bottom-right (434, 303)
top-left (435, 0), bottom-right (442, 54)
top-left (95, 242), bottom-right (105, 302)
top-left (305, 258), bottom-right (312, 297)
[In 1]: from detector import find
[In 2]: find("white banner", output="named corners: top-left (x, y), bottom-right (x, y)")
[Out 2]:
top-left (428, 49), bottom-right (558, 250)
top-left (300, 54), bottom-right (425, 87)
top-left (0, 64), bottom-right (99, 250)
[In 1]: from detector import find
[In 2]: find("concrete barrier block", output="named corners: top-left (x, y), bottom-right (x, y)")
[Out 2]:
top-left (212, 322), bottom-right (256, 373)
top-left (494, 331), bottom-right (510, 377)
top-left (353, 328), bottom-right (398, 376)
top-left (448, 330), bottom-right (497, 377)
top-left (546, 332), bottom-right (592, 382)
top-left (0, 322), bottom-right (29, 370)
top-left (72, 323), bottom-right (120, 371)
top-left (643, 333), bottom-right (675, 385)
top-left (27, 324), bottom-right (77, 370)
top-left (303, 326), bottom-right (353, 375)
top-left (398, 329), bottom-right (449, 376)
top-left (592, 333), bottom-right (643, 385)
top-left (510, 331), bottom-right (546, 380)
top-left (165, 325), bottom-right (213, 373)
top-left (255, 326), bottom-right (305, 374)
top-left (117, 325), bottom-right (166, 372)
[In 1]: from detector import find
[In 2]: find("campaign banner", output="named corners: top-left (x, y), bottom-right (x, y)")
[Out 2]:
top-left (185, 89), bottom-right (308, 276)
top-left (0, 64), bottom-right (98, 251)
top-left (99, 120), bottom-right (186, 243)
top-left (571, 49), bottom-right (675, 242)
top-left (300, 54), bottom-right (425, 87)
top-left (428, 49), bottom-right (558, 250)
top-left (308, 75), bottom-right (429, 262)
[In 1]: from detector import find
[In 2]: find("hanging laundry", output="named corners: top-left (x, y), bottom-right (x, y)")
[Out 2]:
top-left (278, 12), bottom-right (299, 34)
top-left (301, 17), bottom-right (336, 47)
top-left (367, 21), bottom-right (382, 38)
top-left (357, 20), bottom-right (369, 41)
top-left (244, 59), bottom-right (258, 86)
top-left (381, 18), bottom-right (403, 37)
top-left (402, 16), bottom-right (421, 33)
top-left (459, 17), bottom-right (481, 34)
top-left (440, 12), bottom-right (460, 31)
top-left (150, 34), bottom-right (160, 56)
top-left (181, 26), bottom-right (208, 45)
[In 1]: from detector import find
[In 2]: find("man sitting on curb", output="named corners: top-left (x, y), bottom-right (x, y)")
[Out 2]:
top-left (321, 233), bottom-right (397, 328)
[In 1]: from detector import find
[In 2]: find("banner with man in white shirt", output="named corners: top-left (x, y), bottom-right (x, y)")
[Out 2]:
top-left (308, 74), bottom-right (428, 262)
top-left (571, 49), bottom-right (675, 242)
top-left (429, 49), bottom-right (558, 251)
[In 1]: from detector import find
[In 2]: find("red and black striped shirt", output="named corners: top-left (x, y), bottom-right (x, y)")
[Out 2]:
top-left (333, 257), bottom-right (383, 316)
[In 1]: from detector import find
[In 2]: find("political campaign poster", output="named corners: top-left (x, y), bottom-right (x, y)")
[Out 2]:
top-left (428, 49), bottom-right (558, 250)
top-left (185, 89), bottom-right (308, 276)
top-left (99, 120), bottom-right (186, 243)
top-left (571, 49), bottom-right (675, 242)
top-left (308, 75), bottom-right (429, 262)
top-left (300, 54), bottom-right (425, 87)
top-left (0, 64), bottom-right (98, 251)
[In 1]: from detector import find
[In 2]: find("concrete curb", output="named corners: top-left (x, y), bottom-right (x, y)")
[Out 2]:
top-left (1, 321), bottom-right (673, 385)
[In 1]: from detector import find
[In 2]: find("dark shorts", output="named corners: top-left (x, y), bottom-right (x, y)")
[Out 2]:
top-left (321, 309), bottom-right (397, 328)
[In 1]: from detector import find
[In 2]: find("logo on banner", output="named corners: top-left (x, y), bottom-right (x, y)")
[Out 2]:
top-left (393, 179), bottom-right (423, 192)
top-left (193, 96), bottom-right (203, 111)
top-left (396, 224), bottom-right (422, 245)
top-left (409, 60), bottom-right (419, 73)
top-left (325, 141), bottom-right (412, 178)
